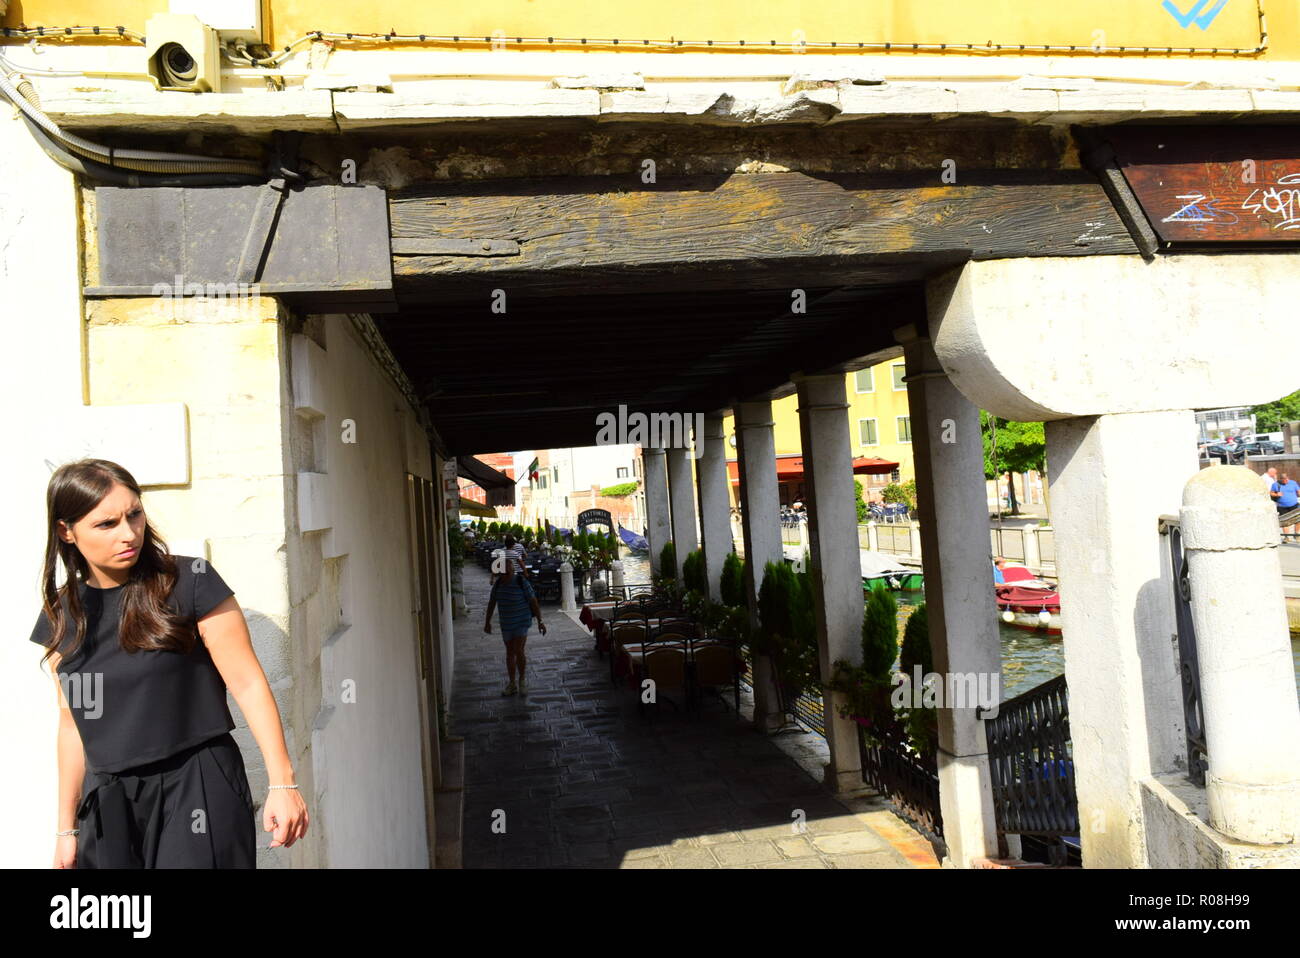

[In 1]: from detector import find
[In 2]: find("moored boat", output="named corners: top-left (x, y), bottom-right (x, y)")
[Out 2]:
top-left (617, 523), bottom-right (650, 555)
top-left (860, 550), bottom-right (925, 592)
top-left (996, 563), bottom-right (1062, 632)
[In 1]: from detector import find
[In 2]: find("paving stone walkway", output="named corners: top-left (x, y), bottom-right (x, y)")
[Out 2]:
top-left (451, 564), bottom-right (938, 869)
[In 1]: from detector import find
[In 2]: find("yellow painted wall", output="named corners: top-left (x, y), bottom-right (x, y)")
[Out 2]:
top-left (722, 360), bottom-right (916, 503)
top-left (6, 1), bottom-right (1294, 59)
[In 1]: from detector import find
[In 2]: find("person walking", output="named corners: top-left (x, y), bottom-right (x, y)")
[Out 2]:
top-left (499, 534), bottom-right (529, 581)
top-left (30, 459), bottom-right (308, 869)
top-left (483, 562), bottom-right (547, 696)
top-left (1270, 470), bottom-right (1300, 536)
top-left (1262, 466), bottom-right (1278, 494)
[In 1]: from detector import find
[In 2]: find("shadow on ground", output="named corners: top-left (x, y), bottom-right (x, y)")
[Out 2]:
top-left (451, 564), bottom-right (926, 869)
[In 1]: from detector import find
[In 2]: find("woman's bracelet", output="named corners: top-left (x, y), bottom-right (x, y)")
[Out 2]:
top-left (56, 828), bottom-right (79, 837)
top-left (268, 784), bottom-right (300, 790)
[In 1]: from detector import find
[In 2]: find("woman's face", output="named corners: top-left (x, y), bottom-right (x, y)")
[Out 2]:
top-left (58, 482), bottom-right (145, 575)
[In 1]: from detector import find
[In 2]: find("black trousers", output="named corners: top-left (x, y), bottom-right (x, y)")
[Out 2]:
top-left (75, 732), bottom-right (256, 869)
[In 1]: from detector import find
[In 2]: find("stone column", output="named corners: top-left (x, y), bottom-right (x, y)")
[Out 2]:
top-left (793, 373), bottom-right (864, 793)
top-left (734, 400), bottom-right (785, 732)
top-left (895, 327), bottom-right (1000, 865)
top-left (559, 560), bottom-right (576, 612)
top-left (1180, 467), bottom-right (1300, 844)
top-left (695, 413), bottom-right (733, 603)
top-left (667, 446), bottom-right (700, 561)
top-left (1022, 525), bottom-right (1042, 576)
top-left (643, 447), bottom-right (672, 575)
top-left (1045, 411), bottom-right (1191, 866)
top-left (925, 254), bottom-right (1300, 868)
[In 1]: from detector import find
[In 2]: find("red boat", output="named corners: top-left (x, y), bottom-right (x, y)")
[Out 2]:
top-left (996, 564), bottom-right (1062, 633)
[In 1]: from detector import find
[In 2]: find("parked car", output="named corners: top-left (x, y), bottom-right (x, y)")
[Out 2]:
top-left (1241, 440), bottom-right (1285, 456)
top-left (1203, 442), bottom-right (1244, 464)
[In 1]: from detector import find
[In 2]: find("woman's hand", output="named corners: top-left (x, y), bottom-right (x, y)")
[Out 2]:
top-left (264, 788), bottom-right (309, 850)
top-left (483, 620), bottom-right (493, 634)
top-left (53, 834), bottom-right (77, 869)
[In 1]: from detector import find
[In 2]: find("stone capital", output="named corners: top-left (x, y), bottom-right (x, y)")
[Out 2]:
top-left (928, 255), bottom-right (1300, 421)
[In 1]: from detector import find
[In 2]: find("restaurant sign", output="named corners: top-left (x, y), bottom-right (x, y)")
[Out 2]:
top-left (576, 509), bottom-right (614, 530)
top-left (1104, 126), bottom-right (1300, 247)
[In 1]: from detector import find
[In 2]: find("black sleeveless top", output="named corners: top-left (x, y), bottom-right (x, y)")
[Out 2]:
top-left (28, 556), bottom-right (237, 774)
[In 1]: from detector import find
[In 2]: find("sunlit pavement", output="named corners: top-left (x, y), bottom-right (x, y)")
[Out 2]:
top-left (450, 563), bottom-right (938, 869)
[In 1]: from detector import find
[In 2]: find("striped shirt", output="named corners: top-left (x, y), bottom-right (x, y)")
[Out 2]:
top-left (505, 544), bottom-right (527, 575)
top-left (491, 576), bottom-right (536, 635)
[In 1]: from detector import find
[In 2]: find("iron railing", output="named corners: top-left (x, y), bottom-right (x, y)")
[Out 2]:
top-left (1159, 517), bottom-right (1209, 787)
top-left (736, 647), bottom-right (826, 737)
top-left (859, 720), bottom-right (944, 845)
top-left (985, 674), bottom-right (1079, 837)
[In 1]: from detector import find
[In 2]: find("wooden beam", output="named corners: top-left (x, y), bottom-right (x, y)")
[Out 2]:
top-left (389, 170), bottom-right (1135, 296)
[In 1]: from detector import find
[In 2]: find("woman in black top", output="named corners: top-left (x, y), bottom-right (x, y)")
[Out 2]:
top-left (30, 458), bottom-right (309, 868)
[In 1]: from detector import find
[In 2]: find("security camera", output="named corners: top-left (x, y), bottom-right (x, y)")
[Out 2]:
top-left (145, 13), bottom-right (220, 92)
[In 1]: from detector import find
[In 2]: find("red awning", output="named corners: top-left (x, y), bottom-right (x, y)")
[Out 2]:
top-left (725, 454), bottom-right (899, 482)
top-left (852, 456), bottom-right (899, 475)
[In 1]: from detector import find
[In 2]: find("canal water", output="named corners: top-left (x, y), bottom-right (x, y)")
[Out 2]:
top-left (615, 550), bottom-right (1300, 700)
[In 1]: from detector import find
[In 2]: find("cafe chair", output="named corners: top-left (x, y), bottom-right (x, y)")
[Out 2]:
top-left (638, 632), bottom-right (689, 719)
top-left (609, 620), bottom-right (648, 685)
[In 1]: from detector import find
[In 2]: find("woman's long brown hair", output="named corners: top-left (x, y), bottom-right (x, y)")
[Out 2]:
top-left (36, 459), bottom-right (197, 669)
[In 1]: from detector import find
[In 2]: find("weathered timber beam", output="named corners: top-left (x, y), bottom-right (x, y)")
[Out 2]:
top-left (389, 170), bottom-right (1135, 293)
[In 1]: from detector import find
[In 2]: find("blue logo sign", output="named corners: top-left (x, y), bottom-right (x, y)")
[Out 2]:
top-left (1162, 0), bottom-right (1228, 30)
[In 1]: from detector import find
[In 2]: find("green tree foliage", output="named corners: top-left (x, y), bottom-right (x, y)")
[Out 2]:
top-left (681, 549), bottom-right (708, 595)
top-left (861, 584), bottom-right (899, 682)
top-left (853, 479), bottom-right (868, 523)
top-left (980, 412), bottom-right (1046, 515)
top-left (446, 525), bottom-right (465, 569)
top-left (599, 481), bottom-right (638, 496)
top-left (899, 602), bottom-right (932, 677)
top-left (981, 413), bottom-right (1045, 475)
top-left (881, 480), bottom-right (917, 511)
top-left (1252, 389), bottom-right (1300, 432)
top-left (756, 561), bottom-right (795, 647)
top-left (659, 540), bottom-right (677, 580)
top-left (720, 551), bottom-right (745, 608)
top-left (756, 561), bottom-right (819, 699)
top-left (898, 603), bottom-right (937, 754)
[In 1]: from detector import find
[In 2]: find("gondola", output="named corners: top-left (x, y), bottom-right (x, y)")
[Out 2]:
top-left (617, 523), bottom-right (650, 555)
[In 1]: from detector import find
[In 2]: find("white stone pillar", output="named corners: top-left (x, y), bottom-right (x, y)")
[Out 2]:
top-left (1180, 466), bottom-right (1300, 844)
top-left (643, 447), bottom-right (672, 575)
top-left (1022, 525), bottom-right (1041, 575)
top-left (667, 445), bottom-right (700, 560)
top-left (734, 400), bottom-right (785, 732)
top-left (559, 560), bottom-right (576, 612)
top-left (793, 373), bottom-right (864, 793)
top-left (896, 326), bottom-right (1000, 866)
top-left (866, 520), bottom-right (879, 552)
top-left (611, 559), bottom-right (625, 594)
top-left (1044, 411), bottom-right (1192, 867)
top-left (696, 413), bottom-right (733, 603)
top-left (925, 254), bottom-right (1300, 869)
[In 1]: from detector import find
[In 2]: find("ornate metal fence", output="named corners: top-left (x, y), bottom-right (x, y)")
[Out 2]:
top-left (858, 722), bottom-right (944, 844)
top-left (1159, 517), bottom-right (1210, 786)
top-left (737, 647), bottom-right (826, 737)
top-left (985, 674), bottom-right (1079, 836)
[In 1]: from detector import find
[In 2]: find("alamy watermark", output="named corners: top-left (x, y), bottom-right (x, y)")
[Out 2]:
top-left (151, 274), bottom-right (261, 320)
top-left (595, 405), bottom-right (704, 458)
top-left (891, 666), bottom-right (1000, 719)
top-left (58, 671), bottom-right (102, 719)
